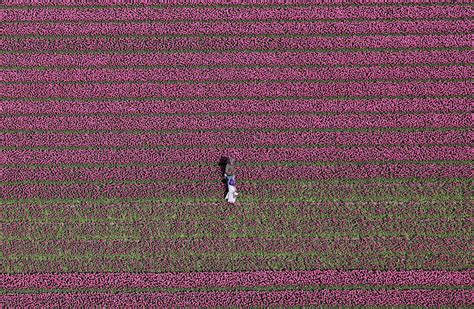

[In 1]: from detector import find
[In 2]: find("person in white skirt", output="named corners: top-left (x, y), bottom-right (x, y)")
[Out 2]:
top-left (225, 177), bottom-right (239, 204)
top-left (224, 157), bottom-right (238, 203)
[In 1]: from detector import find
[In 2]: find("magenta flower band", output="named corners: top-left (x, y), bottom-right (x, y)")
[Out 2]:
top-left (2, 270), bottom-right (473, 306)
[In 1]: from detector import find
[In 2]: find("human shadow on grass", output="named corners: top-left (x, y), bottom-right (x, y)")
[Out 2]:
top-left (218, 156), bottom-right (229, 198)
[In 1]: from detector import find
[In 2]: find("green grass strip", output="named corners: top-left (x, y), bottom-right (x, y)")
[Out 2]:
top-left (1, 195), bottom-right (468, 206)
top-left (1, 173), bottom-right (471, 187)
top-left (3, 249), bottom-right (468, 262)
top-left (4, 198), bottom-right (466, 212)
top-left (4, 230), bottom-right (469, 242)
top-left (2, 212), bottom-right (470, 224)
top-left (1, 175), bottom-right (470, 188)
top-left (0, 195), bottom-right (468, 208)
top-left (2, 197), bottom-right (468, 210)
top-left (3, 194), bottom-right (471, 223)
top-left (4, 203), bottom-right (471, 227)
top-left (0, 194), bottom-right (472, 211)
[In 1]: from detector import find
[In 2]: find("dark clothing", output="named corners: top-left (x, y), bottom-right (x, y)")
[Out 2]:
top-left (225, 164), bottom-right (235, 176)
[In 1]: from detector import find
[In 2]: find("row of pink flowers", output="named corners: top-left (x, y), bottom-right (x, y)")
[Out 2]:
top-left (3, 81), bottom-right (470, 98)
top-left (3, 35), bottom-right (470, 51)
top-left (3, 130), bottom-right (471, 147)
top-left (3, 269), bottom-right (472, 289)
top-left (1, 50), bottom-right (469, 67)
top-left (3, 66), bottom-right (471, 82)
top-left (4, 290), bottom-right (471, 307)
top-left (1, 114), bottom-right (470, 131)
top-left (2, 97), bottom-right (470, 114)
top-left (2, 175), bottom-right (469, 202)
top-left (1, 5), bottom-right (470, 22)
top-left (3, 20), bottom-right (470, 36)
top-left (2, 172), bottom-right (470, 201)
top-left (1, 145), bottom-right (470, 164)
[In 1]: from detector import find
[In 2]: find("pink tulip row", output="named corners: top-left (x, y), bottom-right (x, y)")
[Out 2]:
top-left (1, 145), bottom-right (470, 164)
top-left (2, 174), bottom-right (469, 202)
top-left (4, 20), bottom-right (471, 36)
top-left (4, 66), bottom-right (471, 82)
top-left (3, 175), bottom-right (468, 201)
top-left (3, 81), bottom-right (470, 98)
top-left (1, 289), bottom-right (472, 307)
top-left (3, 269), bottom-right (472, 290)
top-left (2, 114), bottom-right (470, 132)
top-left (3, 97), bottom-right (471, 115)
top-left (3, 130), bottom-right (471, 147)
top-left (1, 50), bottom-right (470, 67)
top-left (2, 0), bottom-right (471, 5)
top-left (3, 35), bottom-right (470, 52)
top-left (2, 5), bottom-right (472, 22)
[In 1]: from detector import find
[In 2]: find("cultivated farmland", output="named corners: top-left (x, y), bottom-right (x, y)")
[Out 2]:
top-left (1, 0), bottom-right (473, 306)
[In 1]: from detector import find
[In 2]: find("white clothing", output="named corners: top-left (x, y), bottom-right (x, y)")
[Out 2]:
top-left (225, 185), bottom-right (238, 203)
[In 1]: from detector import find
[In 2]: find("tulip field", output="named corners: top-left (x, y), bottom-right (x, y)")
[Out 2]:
top-left (1, 0), bottom-right (473, 306)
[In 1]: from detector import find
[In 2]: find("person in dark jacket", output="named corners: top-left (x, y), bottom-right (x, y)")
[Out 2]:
top-left (224, 157), bottom-right (236, 183)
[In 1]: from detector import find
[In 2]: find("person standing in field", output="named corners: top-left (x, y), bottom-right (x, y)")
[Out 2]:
top-left (225, 177), bottom-right (238, 204)
top-left (224, 157), bottom-right (236, 183)
top-left (224, 157), bottom-right (238, 203)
